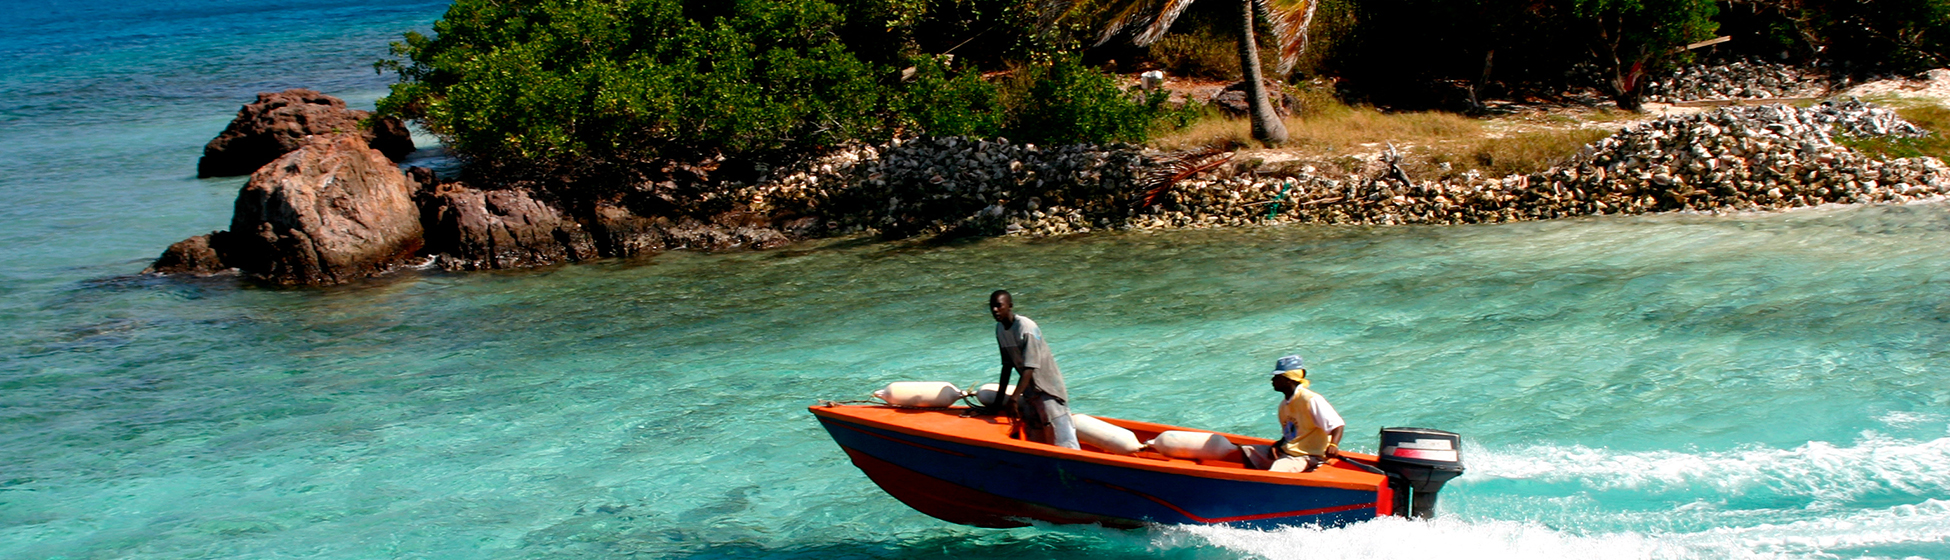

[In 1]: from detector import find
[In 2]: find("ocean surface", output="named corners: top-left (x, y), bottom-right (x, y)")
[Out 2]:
top-left (3, 1), bottom-right (1949, 558)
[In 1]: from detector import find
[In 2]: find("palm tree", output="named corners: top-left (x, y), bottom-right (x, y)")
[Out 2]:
top-left (1091, 0), bottom-right (1318, 144)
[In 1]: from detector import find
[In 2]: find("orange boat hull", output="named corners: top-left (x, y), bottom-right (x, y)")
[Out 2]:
top-left (811, 404), bottom-right (1393, 529)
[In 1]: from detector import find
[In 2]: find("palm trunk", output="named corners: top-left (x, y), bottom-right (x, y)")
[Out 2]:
top-left (1238, 0), bottom-right (1289, 144)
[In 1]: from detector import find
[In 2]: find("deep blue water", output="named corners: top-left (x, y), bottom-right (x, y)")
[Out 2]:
top-left (3, 1), bottom-right (1949, 558)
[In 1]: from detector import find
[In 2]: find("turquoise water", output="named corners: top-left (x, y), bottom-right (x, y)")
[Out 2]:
top-left (4, 2), bottom-right (1950, 558)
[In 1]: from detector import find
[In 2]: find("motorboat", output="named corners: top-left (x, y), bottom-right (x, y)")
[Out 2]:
top-left (809, 403), bottom-right (1463, 529)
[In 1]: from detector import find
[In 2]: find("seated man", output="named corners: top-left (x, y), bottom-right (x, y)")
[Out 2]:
top-left (1242, 355), bottom-right (1345, 472)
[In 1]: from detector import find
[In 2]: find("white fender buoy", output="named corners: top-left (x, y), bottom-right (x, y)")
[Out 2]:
top-left (1146, 430), bottom-right (1239, 460)
top-left (1072, 414), bottom-right (1143, 455)
top-left (973, 383), bottom-right (1017, 408)
top-left (872, 381), bottom-right (963, 407)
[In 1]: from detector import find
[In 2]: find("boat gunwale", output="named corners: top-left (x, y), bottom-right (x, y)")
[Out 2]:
top-left (811, 404), bottom-right (1385, 491)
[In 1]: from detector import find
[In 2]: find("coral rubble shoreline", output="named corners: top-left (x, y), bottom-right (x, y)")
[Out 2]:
top-left (748, 99), bottom-right (1947, 237)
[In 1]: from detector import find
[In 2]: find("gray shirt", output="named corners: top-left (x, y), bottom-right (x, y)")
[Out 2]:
top-left (996, 315), bottom-right (1068, 402)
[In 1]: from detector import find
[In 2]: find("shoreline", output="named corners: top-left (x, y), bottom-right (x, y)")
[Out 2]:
top-left (147, 95), bottom-right (1949, 285)
top-left (737, 99), bottom-right (1947, 240)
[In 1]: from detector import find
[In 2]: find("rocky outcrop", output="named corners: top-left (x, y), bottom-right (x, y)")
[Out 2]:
top-left (152, 134), bottom-right (424, 285)
top-left (760, 137), bottom-right (1148, 237)
top-left (197, 89), bottom-right (415, 177)
top-left (415, 184), bottom-right (800, 271)
top-left (227, 134), bottom-right (424, 284)
top-left (421, 183), bottom-right (598, 270)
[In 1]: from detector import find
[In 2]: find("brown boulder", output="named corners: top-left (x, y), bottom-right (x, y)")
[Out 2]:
top-left (587, 204), bottom-right (794, 255)
top-left (221, 134), bottom-right (425, 285)
top-left (423, 183), bottom-right (598, 270)
top-left (144, 231), bottom-right (237, 276)
top-left (197, 89), bottom-right (415, 177)
top-left (1212, 80), bottom-right (1300, 117)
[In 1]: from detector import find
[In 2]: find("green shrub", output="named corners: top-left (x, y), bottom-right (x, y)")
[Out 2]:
top-left (379, 0), bottom-right (888, 179)
top-left (893, 56), bottom-right (1006, 137)
top-left (1003, 55), bottom-right (1172, 144)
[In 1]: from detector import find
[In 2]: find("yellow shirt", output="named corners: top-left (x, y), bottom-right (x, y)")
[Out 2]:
top-left (1276, 386), bottom-right (1344, 458)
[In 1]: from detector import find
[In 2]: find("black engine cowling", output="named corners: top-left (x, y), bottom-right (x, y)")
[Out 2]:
top-left (1375, 427), bottom-right (1465, 519)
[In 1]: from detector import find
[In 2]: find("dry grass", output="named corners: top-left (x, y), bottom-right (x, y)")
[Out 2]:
top-left (1148, 88), bottom-right (1663, 179)
top-left (1838, 103), bottom-right (1950, 161)
top-left (1428, 128), bottom-right (1613, 179)
top-left (1151, 102), bottom-right (1481, 153)
top-left (1902, 103), bottom-right (1950, 131)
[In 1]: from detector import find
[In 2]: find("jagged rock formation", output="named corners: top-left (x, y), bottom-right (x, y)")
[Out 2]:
top-left (151, 134), bottom-right (424, 284)
top-left (420, 183), bottom-right (598, 270)
top-left (197, 89), bottom-right (415, 177)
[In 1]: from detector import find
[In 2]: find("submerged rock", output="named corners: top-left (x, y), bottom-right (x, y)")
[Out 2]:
top-left (197, 89), bottom-right (416, 177)
top-left (144, 231), bottom-right (237, 276)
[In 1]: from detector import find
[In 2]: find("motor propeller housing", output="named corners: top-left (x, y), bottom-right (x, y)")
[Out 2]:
top-left (1375, 427), bottom-right (1465, 519)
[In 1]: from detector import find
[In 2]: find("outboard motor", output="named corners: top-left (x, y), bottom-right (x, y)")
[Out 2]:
top-left (1376, 427), bottom-right (1465, 519)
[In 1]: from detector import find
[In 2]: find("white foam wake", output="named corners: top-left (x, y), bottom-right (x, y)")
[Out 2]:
top-left (1154, 516), bottom-right (1663, 560)
top-left (1153, 499), bottom-right (1950, 560)
top-left (1460, 433), bottom-right (1950, 505)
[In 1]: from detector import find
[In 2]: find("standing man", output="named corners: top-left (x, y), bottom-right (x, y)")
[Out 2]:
top-left (1243, 354), bottom-right (1345, 472)
top-left (987, 290), bottom-right (1079, 449)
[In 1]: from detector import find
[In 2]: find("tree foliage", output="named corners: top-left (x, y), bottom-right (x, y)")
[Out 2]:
top-left (378, 0), bottom-right (886, 180)
top-left (1792, 0), bottom-right (1950, 75)
top-left (1570, 0), bottom-right (1719, 110)
top-left (378, 0), bottom-right (1181, 190)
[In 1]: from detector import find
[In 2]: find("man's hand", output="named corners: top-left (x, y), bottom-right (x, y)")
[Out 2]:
top-left (996, 398), bottom-right (1018, 418)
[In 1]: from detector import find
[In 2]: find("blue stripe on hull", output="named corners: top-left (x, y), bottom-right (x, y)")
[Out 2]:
top-left (820, 416), bottom-right (1379, 528)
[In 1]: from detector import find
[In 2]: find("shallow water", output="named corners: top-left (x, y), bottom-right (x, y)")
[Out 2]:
top-left (4, 1), bottom-right (1950, 558)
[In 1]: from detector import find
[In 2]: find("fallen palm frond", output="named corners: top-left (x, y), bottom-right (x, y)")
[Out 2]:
top-left (1136, 146), bottom-right (1233, 207)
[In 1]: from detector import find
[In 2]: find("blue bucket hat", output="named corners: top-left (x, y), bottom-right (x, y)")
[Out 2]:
top-left (1272, 355), bottom-right (1305, 374)
top-left (1273, 355), bottom-right (1308, 383)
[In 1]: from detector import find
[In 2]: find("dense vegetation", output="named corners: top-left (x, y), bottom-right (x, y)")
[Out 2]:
top-left (1321, 0), bottom-right (1949, 110)
top-left (377, 0), bottom-right (1950, 193)
top-left (375, 0), bottom-right (1176, 188)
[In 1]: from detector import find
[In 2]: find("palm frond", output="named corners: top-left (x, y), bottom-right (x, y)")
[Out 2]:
top-left (1096, 0), bottom-right (1200, 47)
top-left (1135, 147), bottom-right (1232, 208)
top-left (1259, 0), bottom-right (1318, 73)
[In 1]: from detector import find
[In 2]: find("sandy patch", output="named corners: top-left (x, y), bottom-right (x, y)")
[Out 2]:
top-left (1843, 69), bottom-right (1950, 106)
